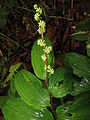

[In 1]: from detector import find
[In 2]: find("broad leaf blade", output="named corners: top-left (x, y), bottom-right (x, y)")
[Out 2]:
top-left (49, 67), bottom-right (73, 98)
top-left (71, 77), bottom-right (90, 96)
top-left (69, 93), bottom-right (90, 120)
top-left (56, 102), bottom-right (72, 120)
top-left (31, 36), bottom-right (54, 80)
top-left (2, 98), bottom-right (54, 120)
top-left (14, 69), bottom-right (50, 109)
top-left (60, 52), bottom-right (90, 78)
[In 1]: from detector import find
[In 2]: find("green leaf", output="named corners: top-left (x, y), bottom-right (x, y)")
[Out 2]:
top-left (49, 67), bottom-right (73, 98)
top-left (60, 52), bottom-right (90, 78)
top-left (0, 96), bottom-right (8, 109)
top-left (70, 31), bottom-right (89, 41)
top-left (2, 98), bottom-right (54, 120)
top-left (10, 80), bottom-right (16, 95)
top-left (31, 36), bottom-right (54, 80)
top-left (87, 38), bottom-right (90, 57)
top-left (14, 69), bottom-right (50, 109)
top-left (77, 19), bottom-right (90, 31)
top-left (69, 93), bottom-right (90, 120)
top-left (56, 102), bottom-right (72, 120)
top-left (71, 77), bottom-right (90, 96)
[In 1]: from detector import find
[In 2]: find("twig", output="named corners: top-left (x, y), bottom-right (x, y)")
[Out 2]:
top-left (47, 15), bottom-right (73, 21)
top-left (0, 33), bottom-right (28, 51)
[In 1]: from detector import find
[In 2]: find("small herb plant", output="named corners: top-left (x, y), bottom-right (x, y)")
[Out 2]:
top-left (0, 5), bottom-right (90, 120)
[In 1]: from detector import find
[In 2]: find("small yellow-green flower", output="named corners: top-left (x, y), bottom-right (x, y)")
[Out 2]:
top-left (37, 27), bottom-right (45, 34)
top-left (44, 65), bottom-right (54, 74)
top-left (44, 46), bottom-right (52, 54)
top-left (37, 39), bottom-right (44, 46)
top-left (34, 13), bottom-right (40, 21)
top-left (34, 4), bottom-right (38, 10)
top-left (41, 54), bottom-right (46, 61)
top-left (36, 7), bottom-right (42, 14)
top-left (38, 20), bottom-right (45, 28)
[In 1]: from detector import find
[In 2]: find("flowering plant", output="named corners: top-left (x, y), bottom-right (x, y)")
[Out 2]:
top-left (1, 4), bottom-right (90, 120)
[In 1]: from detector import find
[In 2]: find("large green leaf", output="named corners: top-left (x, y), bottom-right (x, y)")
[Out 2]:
top-left (56, 102), bottom-right (72, 120)
top-left (14, 69), bottom-right (50, 109)
top-left (49, 67), bottom-right (73, 98)
top-left (69, 93), bottom-right (90, 120)
top-left (31, 36), bottom-right (54, 80)
top-left (59, 52), bottom-right (90, 78)
top-left (70, 31), bottom-right (89, 41)
top-left (2, 98), bottom-right (54, 120)
top-left (71, 77), bottom-right (90, 96)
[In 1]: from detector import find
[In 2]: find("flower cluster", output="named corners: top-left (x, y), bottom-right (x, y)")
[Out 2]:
top-left (44, 65), bottom-right (54, 74)
top-left (34, 4), bottom-right (46, 34)
top-left (34, 4), bottom-right (54, 75)
top-left (37, 38), bottom-right (54, 74)
top-left (44, 46), bottom-right (52, 54)
top-left (37, 39), bottom-right (45, 46)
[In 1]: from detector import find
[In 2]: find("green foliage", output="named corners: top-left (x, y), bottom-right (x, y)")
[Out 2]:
top-left (2, 63), bottom-right (22, 87)
top-left (14, 69), bottom-right (50, 109)
top-left (56, 102), bottom-right (72, 120)
top-left (70, 18), bottom-right (90, 41)
top-left (77, 18), bottom-right (90, 31)
top-left (0, 96), bottom-right (8, 109)
top-left (71, 77), bottom-right (90, 96)
top-left (1, 5), bottom-right (90, 120)
top-left (70, 31), bottom-right (89, 41)
top-left (31, 36), bottom-right (54, 80)
top-left (2, 98), bottom-right (54, 120)
top-left (49, 67), bottom-right (73, 98)
top-left (69, 93), bottom-right (90, 120)
top-left (87, 38), bottom-right (90, 57)
top-left (0, 0), bottom-right (14, 28)
top-left (60, 52), bottom-right (90, 78)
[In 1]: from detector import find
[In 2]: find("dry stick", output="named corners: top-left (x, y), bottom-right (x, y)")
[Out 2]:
top-left (41, 30), bottom-right (56, 119)
top-left (71, 0), bottom-right (74, 19)
top-left (71, 0), bottom-right (73, 9)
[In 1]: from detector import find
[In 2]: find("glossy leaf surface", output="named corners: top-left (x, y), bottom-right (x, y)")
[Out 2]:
top-left (60, 52), bottom-right (90, 78)
top-left (49, 67), bottom-right (73, 98)
top-left (14, 69), bottom-right (50, 109)
top-left (2, 98), bottom-right (54, 120)
top-left (56, 102), bottom-right (72, 120)
top-left (69, 93), bottom-right (90, 120)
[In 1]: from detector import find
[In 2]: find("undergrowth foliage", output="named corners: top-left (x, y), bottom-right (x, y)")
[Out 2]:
top-left (0, 4), bottom-right (90, 120)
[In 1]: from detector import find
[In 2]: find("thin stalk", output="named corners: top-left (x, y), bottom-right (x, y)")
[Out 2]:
top-left (50, 93), bottom-right (56, 120)
top-left (41, 30), bottom-right (49, 87)
top-left (41, 30), bottom-right (56, 119)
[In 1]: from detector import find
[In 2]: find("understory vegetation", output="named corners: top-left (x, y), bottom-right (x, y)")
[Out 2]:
top-left (0, 0), bottom-right (90, 120)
